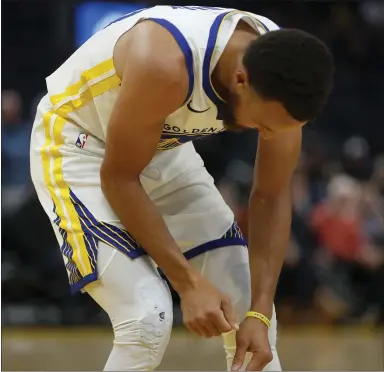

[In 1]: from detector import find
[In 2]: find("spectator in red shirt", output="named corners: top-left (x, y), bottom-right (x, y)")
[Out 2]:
top-left (310, 174), bottom-right (364, 261)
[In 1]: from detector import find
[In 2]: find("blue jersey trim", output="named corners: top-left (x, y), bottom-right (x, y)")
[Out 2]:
top-left (69, 189), bottom-right (146, 258)
top-left (202, 11), bottom-right (273, 107)
top-left (53, 205), bottom-right (87, 289)
top-left (184, 221), bottom-right (247, 259)
top-left (56, 189), bottom-right (246, 294)
top-left (253, 18), bottom-right (271, 34)
top-left (149, 18), bottom-right (194, 105)
top-left (59, 190), bottom-right (146, 294)
top-left (184, 237), bottom-right (247, 260)
top-left (261, 20), bottom-right (271, 31)
top-left (202, 11), bottom-right (232, 106)
top-left (70, 272), bottom-right (98, 295)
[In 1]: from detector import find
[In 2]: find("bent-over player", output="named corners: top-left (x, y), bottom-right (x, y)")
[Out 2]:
top-left (30, 5), bottom-right (334, 371)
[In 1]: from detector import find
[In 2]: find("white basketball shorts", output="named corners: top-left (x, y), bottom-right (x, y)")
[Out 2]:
top-left (30, 95), bottom-right (247, 293)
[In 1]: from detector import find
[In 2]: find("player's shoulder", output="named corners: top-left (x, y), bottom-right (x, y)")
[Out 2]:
top-left (114, 19), bottom-right (187, 78)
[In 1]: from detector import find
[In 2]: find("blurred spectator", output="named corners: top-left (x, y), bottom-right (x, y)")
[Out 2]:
top-left (2, 89), bottom-right (33, 216)
top-left (359, 181), bottom-right (384, 246)
top-left (341, 136), bottom-right (373, 181)
top-left (310, 174), bottom-right (364, 261)
top-left (372, 155), bottom-right (384, 197)
top-left (310, 174), bottom-right (384, 324)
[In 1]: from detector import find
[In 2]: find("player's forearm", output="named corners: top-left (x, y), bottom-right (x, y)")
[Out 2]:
top-left (101, 174), bottom-right (197, 292)
top-left (247, 185), bottom-right (292, 318)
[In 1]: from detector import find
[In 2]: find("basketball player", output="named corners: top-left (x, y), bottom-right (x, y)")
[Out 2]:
top-left (30, 5), bottom-right (334, 371)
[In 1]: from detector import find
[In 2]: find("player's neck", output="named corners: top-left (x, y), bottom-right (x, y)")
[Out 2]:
top-left (212, 21), bottom-right (259, 102)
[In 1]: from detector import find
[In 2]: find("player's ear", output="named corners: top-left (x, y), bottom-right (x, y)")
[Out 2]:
top-left (235, 69), bottom-right (247, 85)
top-left (233, 69), bottom-right (249, 95)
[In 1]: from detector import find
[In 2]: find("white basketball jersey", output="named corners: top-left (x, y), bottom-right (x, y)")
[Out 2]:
top-left (45, 6), bottom-right (279, 151)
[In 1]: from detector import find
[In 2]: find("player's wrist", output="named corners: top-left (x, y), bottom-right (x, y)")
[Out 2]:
top-left (245, 311), bottom-right (271, 328)
top-left (168, 266), bottom-right (200, 295)
top-left (250, 296), bottom-right (274, 319)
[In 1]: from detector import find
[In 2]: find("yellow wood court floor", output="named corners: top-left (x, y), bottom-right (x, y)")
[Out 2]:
top-left (2, 326), bottom-right (384, 371)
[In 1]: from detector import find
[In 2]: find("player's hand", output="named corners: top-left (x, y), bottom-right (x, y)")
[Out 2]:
top-left (231, 317), bottom-right (272, 371)
top-left (178, 274), bottom-right (239, 338)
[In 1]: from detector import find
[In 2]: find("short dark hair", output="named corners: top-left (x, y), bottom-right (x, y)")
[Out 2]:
top-left (243, 28), bottom-right (334, 122)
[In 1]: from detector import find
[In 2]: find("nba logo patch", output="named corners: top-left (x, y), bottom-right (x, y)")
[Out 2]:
top-left (75, 133), bottom-right (89, 149)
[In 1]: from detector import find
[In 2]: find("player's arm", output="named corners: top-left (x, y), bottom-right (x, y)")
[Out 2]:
top-left (248, 128), bottom-right (302, 316)
top-left (232, 129), bottom-right (301, 370)
top-left (100, 21), bottom-right (237, 337)
top-left (101, 22), bottom-right (193, 290)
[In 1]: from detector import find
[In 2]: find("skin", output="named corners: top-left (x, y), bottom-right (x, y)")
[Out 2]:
top-left (214, 21), bottom-right (304, 371)
top-left (102, 19), bottom-right (304, 371)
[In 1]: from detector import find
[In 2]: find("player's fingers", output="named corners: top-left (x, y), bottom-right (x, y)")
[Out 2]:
top-left (199, 314), bottom-right (222, 337)
top-left (231, 341), bottom-right (247, 371)
top-left (184, 317), bottom-right (207, 337)
top-left (221, 296), bottom-right (239, 331)
top-left (244, 354), bottom-right (263, 372)
top-left (200, 323), bottom-right (217, 338)
top-left (245, 350), bottom-right (273, 371)
top-left (184, 321), bottom-right (199, 336)
top-left (211, 309), bottom-right (232, 334)
top-left (206, 312), bottom-right (227, 337)
top-left (187, 315), bottom-right (219, 338)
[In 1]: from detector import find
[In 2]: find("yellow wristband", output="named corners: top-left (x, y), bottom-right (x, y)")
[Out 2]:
top-left (245, 311), bottom-right (271, 328)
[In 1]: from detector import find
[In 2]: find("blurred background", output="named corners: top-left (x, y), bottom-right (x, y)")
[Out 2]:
top-left (2, 0), bottom-right (384, 370)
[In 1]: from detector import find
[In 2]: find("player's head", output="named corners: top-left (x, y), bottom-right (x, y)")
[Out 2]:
top-left (223, 28), bottom-right (334, 137)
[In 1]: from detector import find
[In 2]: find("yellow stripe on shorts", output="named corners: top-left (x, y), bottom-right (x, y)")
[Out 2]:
top-left (41, 58), bottom-right (122, 279)
top-left (41, 112), bottom-right (91, 277)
